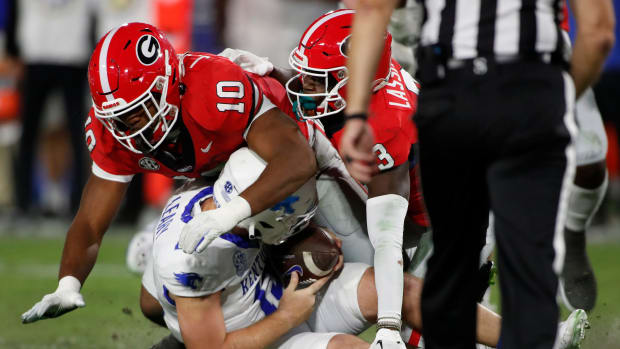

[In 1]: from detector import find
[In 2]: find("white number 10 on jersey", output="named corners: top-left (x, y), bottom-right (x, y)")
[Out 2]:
top-left (216, 81), bottom-right (245, 113)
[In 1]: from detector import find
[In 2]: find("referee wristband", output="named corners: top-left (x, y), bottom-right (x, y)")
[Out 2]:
top-left (344, 112), bottom-right (368, 121)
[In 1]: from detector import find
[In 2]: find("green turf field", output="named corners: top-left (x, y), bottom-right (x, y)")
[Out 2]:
top-left (1, 229), bottom-right (618, 348)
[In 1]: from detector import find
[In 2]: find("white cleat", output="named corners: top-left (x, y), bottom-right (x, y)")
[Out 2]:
top-left (371, 328), bottom-right (407, 349)
top-left (554, 309), bottom-right (590, 349)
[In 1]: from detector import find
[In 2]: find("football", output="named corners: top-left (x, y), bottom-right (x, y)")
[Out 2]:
top-left (272, 224), bottom-right (341, 287)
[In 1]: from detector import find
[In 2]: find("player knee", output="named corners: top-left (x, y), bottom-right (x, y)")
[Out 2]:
top-left (402, 274), bottom-right (423, 328)
top-left (326, 334), bottom-right (369, 349)
top-left (566, 166), bottom-right (608, 232)
top-left (357, 267), bottom-right (378, 322)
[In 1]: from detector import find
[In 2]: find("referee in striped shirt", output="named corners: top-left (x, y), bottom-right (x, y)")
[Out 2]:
top-left (340, 1), bottom-right (614, 348)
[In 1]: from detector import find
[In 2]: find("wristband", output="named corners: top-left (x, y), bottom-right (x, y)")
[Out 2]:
top-left (344, 112), bottom-right (368, 121)
top-left (377, 316), bottom-right (402, 331)
top-left (221, 196), bottom-right (252, 226)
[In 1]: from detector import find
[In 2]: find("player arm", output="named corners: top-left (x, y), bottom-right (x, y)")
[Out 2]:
top-left (269, 66), bottom-right (296, 87)
top-left (345, 0), bottom-right (399, 115)
top-left (366, 162), bottom-right (410, 330)
top-left (59, 172), bottom-right (129, 283)
top-left (570, 0), bottom-right (615, 98)
top-left (243, 108), bottom-right (317, 214)
top-left (176, 292), bottom-right (295, 349)
top-left (176, 272), bottom-right (329, 349)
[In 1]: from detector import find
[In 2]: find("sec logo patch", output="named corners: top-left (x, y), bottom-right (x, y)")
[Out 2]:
top-left (139, 157), bottom-right (160, 171)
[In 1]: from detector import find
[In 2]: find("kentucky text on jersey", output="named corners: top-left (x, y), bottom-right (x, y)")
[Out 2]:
top-left (156, 195), bottom-right (181, 237)
top-left (240, 248), bottom-right (267, 295)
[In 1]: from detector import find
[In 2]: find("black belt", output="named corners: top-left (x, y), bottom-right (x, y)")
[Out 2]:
top-left (446, 53), bottom-right (555, 69)
top-left (416, 45), bottom-right (568, 84)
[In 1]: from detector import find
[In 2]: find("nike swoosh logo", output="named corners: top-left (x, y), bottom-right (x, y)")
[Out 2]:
top-left (377, 340), bottom-right (383, 349)
top-left (201, 141), bottom-right (213, 153)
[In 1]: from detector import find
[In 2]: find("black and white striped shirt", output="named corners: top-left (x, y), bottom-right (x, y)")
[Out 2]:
top-left (420, 0), bottom-right (566, 60)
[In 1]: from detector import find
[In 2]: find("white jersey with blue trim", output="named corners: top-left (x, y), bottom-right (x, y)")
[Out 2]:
top-left (150, 186), bottom-right (283, 342)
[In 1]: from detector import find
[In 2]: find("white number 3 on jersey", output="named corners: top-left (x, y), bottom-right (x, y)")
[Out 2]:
top-left (373, 144), bottom-right (394, 171)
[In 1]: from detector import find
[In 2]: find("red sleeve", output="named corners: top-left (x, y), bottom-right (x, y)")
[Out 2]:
top-left (181, 54), bottom-right (256, 134)
top-left (245, 72), bottom-right (313, 144)
top-left (561, 0), bottom-right (569, 32)
top-left (370, 122), bottom-right (413, 170)
top-left (85, 108), bottom-right (139, 177)
top-left (248, 73), bottom-right (296, 120)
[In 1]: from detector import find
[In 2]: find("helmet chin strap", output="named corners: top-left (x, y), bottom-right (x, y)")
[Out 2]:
top-left (248, 221), bottom-right (258, 240)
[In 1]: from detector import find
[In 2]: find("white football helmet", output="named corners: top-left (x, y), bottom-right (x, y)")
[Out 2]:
top-left (214, 147), bottom-right (318, 245)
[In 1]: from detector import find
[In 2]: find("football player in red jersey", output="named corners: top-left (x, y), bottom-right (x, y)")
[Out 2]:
top-left (225, 10), bottom-right (429, 348)
top-left (286, 11), bottom-right (422, 348)
top-left (21, 22), bottom-right (318, 324)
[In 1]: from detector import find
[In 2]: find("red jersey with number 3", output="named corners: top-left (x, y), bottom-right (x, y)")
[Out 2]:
top-left (329, 60), bottom-right (429, 227)
top-left (85, 53), bottom-right (296, 181)
top-left (330, 59), bottom-right (418, 171)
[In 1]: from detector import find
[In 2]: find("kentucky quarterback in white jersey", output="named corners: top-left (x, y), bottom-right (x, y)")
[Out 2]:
top-left (149, 147), bottom-right (318, 342)
top-left (153, 186), bottom-right (278, 340)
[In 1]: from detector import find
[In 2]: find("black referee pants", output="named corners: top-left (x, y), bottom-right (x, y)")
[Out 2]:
top-left (416, 60), bottom-right (576, 349)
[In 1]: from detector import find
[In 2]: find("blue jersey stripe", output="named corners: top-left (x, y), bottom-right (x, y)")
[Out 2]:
top-left (163, 285), bottom-right (176, 306)
top-left (219, 233), bottom-right (260, 249)
top-left (180, 187), bottom-right (214, 223)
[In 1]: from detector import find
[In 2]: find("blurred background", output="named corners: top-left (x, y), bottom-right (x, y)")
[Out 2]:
top-left (0, 0), bottom-right (618, 348)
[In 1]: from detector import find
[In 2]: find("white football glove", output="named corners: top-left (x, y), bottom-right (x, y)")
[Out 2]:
top-left (371, 328), bottom-right (407, 349)
top-left (218, 48), bottom-right (274, 76)
top-left (178, 196), bottom-right (252, 254)
top-left (21, 276), bottom-right (85, 324)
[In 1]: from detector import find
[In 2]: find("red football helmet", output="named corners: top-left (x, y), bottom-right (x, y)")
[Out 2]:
top-left (88, 22), bottom-right (180, 154)
top-left (286, 9), bottom-right (392, 120)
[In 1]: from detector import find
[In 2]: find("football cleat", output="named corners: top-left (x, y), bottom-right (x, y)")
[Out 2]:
top-left (560, 230), bottom-right (597, 311)
top-left (554, 309), bottom-right (590, 349)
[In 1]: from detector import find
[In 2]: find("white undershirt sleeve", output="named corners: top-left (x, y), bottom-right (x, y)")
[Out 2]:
top-left (92, 162), bottom-right (134, 183)
top-left (243, 82), bottom-right (276, 140)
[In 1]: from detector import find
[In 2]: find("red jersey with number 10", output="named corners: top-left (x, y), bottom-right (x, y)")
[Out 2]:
top-left (85, 53), bottom-right (295, 181)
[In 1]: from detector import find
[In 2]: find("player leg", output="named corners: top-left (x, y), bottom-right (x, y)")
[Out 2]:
top-left (140, 257), bottom-right (166, 327)
top-left (278, 263), bottom-right (405, 349)
top-left (561, 87), bottom-right (608, 311)
top-left (140, 257), bottom-right (187, 349)
top-left (274, 330), bottom-right (369, 349)
top-left (356, 267), bottom-right (501, 347)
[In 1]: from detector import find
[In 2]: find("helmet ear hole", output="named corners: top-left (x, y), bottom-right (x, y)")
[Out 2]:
top-left (259, 221), bottom-right (274, 229)
top-left (253, 228), bottom-right (263, 238)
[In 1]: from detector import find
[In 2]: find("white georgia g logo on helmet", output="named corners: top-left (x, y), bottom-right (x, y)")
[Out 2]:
top-left (136, 34), bottom-right (160, 66)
